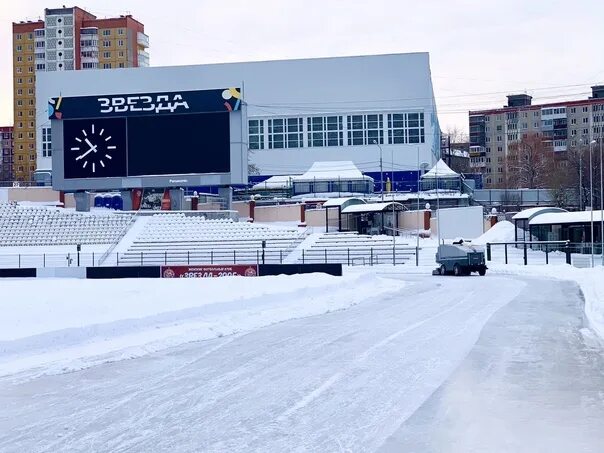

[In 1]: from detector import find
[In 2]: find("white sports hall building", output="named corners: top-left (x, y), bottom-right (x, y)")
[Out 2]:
top-left (35, 52), bottom-right (440, 190)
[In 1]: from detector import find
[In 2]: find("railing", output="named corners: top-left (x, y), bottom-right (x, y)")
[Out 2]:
top-left (485, 241), bottom-right (603, 266)
top-left (98, 210), bottom-right (141, 265)
top-left (0, 246), bottom-right (419, 268)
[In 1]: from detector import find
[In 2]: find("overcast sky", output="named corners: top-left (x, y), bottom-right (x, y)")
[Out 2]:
top-left (2, 0), bottom-right (604, 133)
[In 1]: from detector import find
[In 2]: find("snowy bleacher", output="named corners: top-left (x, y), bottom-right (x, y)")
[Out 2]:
top-left (295, 231), bottom-right (417, 265)
top-left (0, 203), bottom-right (133, 247)
top-left (117, 213), bottom-right (307, 265)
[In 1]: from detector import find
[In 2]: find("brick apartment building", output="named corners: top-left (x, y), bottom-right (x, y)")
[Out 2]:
top-left (469, 86), bottom-right (604, 188)
top-left (12, 6), bottom-right (149, 183)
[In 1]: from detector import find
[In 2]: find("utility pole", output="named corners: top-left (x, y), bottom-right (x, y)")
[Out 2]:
top-left (600, 133), bottom-right (603, 266)
top-left (374, 140), bottom-right (384, 202)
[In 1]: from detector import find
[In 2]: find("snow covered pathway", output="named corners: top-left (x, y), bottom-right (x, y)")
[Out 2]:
top-left (0, 275), bottom-right (598, 452)
top-left (379, 277), bottom-right (604, 453)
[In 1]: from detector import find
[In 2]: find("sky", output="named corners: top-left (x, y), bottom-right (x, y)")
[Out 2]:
top-left (2, 0), bottom-right (604, 134)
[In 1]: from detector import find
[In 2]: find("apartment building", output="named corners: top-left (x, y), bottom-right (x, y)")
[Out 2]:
top-left (12, 6), bottom-right (149, 183)
top-left (0, 126), bottom-right (14, 182)
top-left (469, 86), bottom-right (604, 188)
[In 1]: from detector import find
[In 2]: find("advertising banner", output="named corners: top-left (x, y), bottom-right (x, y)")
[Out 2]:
top-left (161, 265), bottom-right (258, 278)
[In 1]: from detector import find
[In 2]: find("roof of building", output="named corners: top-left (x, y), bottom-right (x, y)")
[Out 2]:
top-left (421, 159), bottom-right (459, 179)
top-left (529, 210), bottom-right (604, 225)
top-left (512, 207), bottom-right (567, 221)
top-left (470, 97), bottom-right (604, 116)
top-left (341, 202), bottom-right (405, 214)
top-left (295, 161), bottom-right (373, 181)
top-left (322, 197), bottom-right (367, 208)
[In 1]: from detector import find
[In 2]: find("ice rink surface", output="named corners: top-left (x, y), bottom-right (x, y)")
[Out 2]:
top-left (1, 275), bottom-right (603, 452)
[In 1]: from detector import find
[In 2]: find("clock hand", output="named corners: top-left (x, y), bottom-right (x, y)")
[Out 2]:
top-left (76, 148), bottom-right (95, 160)
top-left (84, 138), bottom-right (97, 151)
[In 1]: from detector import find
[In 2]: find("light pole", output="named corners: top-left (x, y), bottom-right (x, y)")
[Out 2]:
top-left (590, 139), bottom-right (596, 267)
top-left (373, 140), bottom-right (384, 202)
top-left (600, 133), bottom-right (603, 266)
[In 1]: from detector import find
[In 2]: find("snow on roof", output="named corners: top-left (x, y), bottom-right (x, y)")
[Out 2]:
top-left (512, 207), bottom-right (567, 220)
top-left (529, 210), bottom-right (604, 225)
top-left (322, 197), bottom-right (366, 207)
top-left (251, 176), bottom-right (294, 190)
top-left (295, 161), bottom-right (373, 181)
top-left (341, 202), bottom-right (405, 214)
top-left (421, 159), bottom-right (459, 179)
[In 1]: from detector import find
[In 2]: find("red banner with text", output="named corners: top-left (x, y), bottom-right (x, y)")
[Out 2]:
top-left (161, 265), bottom-right (258, 279)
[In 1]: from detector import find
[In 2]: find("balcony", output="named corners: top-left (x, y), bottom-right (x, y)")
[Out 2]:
top-left (137, 32), bottom-right (149, 48)
top-left (137, 50), bottom-right (149, 67)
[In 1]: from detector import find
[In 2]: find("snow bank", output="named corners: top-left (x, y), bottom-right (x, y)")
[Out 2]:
top-left (489, 264), bottom-right (604, 341)
top-left (0, 273), bottom-right (405, 378)
top-left (472, 220), bottom-right (515, 245)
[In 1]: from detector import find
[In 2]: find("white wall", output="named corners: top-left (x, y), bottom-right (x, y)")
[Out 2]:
top-left (437, 206), bottom-right (484, 240)
top-left (36, 53), bottom-right (439, 177)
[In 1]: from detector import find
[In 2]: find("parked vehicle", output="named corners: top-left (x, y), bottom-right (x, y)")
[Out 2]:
top-left (434, 240), bottom-right (487, 276)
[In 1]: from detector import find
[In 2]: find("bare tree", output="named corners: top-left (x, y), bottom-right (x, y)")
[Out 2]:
top-left (444, 126), bottom-right (469, 145)
top-left (505, 132), bottom-right (553, 189)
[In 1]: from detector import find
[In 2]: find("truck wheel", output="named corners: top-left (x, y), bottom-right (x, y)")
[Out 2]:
top-left (453, 264), bottom-right (462, 276)
top-left (440, 264), bottom-right (447, 275)
top-left (478, 267), bottom-right (486, 276)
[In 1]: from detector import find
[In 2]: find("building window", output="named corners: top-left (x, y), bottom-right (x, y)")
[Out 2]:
top-left (118, 62), bottom-right (124, 68)
top-left (248, 119), bottom-right (264, 150)
top-left (16, 45), bottom-right (22, 52)
top-left (28, 66), bottom-right (33, 73)
top-left (42, 127), bottom-right (52, 157)
top-left (103, 51), bottom-right (111, 58)
top-left (118, 50), bottom-right (124, 57)
top-left (583, 128), bottom-right (589, 135)
top-left (35, 41), bottom-right (45, 48)
top-left (16, 34), bottom-right (22, 40)
top-left (497, 135), bottom-right (502, 142)
top-left (583, 117), bottom-right (589, 124)
top-left (103, 63), bottom-right (112, 69)
top-left (308, 116), bottom-right (344, 147)
top-left (347, 114), bottom-right (385, 145)
top-left (16, 67), bottom-right (22, 74)
top-left (17, 56), bottom-right (22, 62)
top-left (118, 28), bottom-right (125, 35)
top-left (36, 63), bottom-right (45, 70)
top-left (103, 40), bottom-right (110, 47)
top-left (267, 117), bottom-right (303, 149)
top-left (118, 39), bottom-right (124, 47)
top-left (102, 29), bottom-right (111, 36)
top-left (571, 118), bottom-right (577, 125)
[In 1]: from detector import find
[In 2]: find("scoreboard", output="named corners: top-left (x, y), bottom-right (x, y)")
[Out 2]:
top-left (50, 88), bottom-right (246, 191)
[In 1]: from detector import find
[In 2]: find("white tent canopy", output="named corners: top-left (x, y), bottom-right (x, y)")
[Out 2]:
top-left (295, 161), bottom-right (373, 182)
top-left (421, 159), bottom-right (459, 179)
top-left (251, 175), bottom-right (293, 190)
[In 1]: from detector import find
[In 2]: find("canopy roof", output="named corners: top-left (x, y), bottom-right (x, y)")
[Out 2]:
top-left (322, 197), bottom-right (367, 208)
top-left (512, 207), bottom-right (567, 221)
top-left (529, 210), bottom-right (604, 225)
top-left (341, 202), bottom-right (406, 214)
top-left (421, 159), bottom-right (459, 179)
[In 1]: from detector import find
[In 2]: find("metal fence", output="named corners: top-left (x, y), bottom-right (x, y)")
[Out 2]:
top-left (0, 246), bottom-right (420, 269)
top-left (485, 241), bottom-right (603, 266)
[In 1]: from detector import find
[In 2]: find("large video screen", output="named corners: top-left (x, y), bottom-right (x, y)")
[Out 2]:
top-left (62, 112), bottom-right (230, 179)
top-left (51, 88), bottom-right (246, 191)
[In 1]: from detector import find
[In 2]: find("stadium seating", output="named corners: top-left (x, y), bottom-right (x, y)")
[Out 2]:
top-left (0, 203), bottom-right (133, 247)
top-left (117, 213), bottom-right (307, 265)
top-left (296, 231), bottom-right (416, 265)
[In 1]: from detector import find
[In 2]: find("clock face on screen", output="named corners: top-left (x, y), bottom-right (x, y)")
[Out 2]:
top-left (63, 118), bottom-right (127, 179)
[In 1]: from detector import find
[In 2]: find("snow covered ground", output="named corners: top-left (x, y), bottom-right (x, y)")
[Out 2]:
top-left (0, 272), bottom-right (405, 379)
top-left (0, 274), bottom-right (533, 452)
